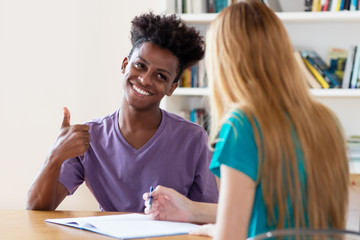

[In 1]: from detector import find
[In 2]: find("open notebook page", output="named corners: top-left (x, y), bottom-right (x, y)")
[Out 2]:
top-left (45, 213), bottom-right (199, 239)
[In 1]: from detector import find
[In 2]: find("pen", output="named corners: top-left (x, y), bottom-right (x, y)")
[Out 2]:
top-left (148, 186), bottom-right (154, 209)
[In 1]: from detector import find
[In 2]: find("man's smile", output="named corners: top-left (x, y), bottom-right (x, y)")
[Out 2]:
top-left (132, 84), bottom-right (152, 96)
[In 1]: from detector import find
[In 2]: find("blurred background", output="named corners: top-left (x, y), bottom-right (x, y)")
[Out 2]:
top-left (0, 0), bottom-right (164, 210)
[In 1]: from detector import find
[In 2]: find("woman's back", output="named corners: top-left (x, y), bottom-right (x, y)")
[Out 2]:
top-left (207, 0), bottom-right (349, 232)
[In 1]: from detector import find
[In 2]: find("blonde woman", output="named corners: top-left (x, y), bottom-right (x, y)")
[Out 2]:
top-left (144, 1), bottom-right (349, 239)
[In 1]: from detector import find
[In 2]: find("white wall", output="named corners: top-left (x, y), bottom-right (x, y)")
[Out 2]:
top-left (0, 0), bottom-right (164, 210)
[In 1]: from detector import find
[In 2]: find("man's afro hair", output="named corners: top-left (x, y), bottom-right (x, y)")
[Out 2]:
top-left (130, 12), bottom-right (205, 71)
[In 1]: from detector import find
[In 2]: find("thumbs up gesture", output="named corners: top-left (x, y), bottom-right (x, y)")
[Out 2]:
top-left (49, 107), bottom-right (91, 163)
top-left (61, 106), bottom-right (71, 128)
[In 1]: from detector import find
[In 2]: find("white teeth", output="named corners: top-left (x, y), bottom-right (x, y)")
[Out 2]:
top-left (133, 85), bottom-right (151, 96)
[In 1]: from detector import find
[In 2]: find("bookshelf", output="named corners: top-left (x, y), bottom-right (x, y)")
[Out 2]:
top-left (160, 10), bottom-right (360, 137)
top-left (161, 87), bottom-right (210, 119)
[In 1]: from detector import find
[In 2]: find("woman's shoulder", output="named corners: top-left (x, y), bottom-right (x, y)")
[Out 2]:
top-left (217, 108), bottom-right (259, 146)
top-left (223, 109), bottom-right (253, 129)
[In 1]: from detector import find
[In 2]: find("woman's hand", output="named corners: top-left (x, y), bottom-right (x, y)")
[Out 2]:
top-left (189, 224), bottom-right (216, 237)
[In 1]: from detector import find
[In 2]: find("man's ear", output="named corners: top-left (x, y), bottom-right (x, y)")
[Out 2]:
top-left (166, 82), bottom-right (178, 96)
top-left (121, 57), bottom-right (129, 74)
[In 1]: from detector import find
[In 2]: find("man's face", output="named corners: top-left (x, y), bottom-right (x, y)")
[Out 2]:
top-left (121, 42), bottom-right (179, 112)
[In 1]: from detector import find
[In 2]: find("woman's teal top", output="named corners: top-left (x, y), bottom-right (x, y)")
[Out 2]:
top-left (209, 110), bottom-right (307, 237)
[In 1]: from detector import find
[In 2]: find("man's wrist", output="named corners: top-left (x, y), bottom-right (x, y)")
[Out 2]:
top-left (189, 201), bottom-right (217, 224)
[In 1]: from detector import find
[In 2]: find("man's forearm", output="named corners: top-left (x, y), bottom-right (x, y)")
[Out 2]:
top-left (26, 155), bottom-right (64, 210)
top-left (190, 201), bottom-right (218, 224)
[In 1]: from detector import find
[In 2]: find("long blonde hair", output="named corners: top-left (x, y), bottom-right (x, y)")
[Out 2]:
top-left (207, 0), bottom-right (349, 229)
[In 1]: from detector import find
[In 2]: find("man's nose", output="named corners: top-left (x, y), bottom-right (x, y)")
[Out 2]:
top-left (138, 72), bottom-right (151, 85)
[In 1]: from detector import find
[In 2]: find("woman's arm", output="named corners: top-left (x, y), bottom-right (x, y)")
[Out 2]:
top-left (214, 164), bottom-right (256, 240)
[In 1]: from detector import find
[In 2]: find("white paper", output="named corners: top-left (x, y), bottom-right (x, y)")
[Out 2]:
top-left (45, 213), bottom-right (199, 239)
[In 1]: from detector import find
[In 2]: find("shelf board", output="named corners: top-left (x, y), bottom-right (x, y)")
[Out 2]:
top-left (180, 11), bottom-right (360, 23)
top-left (172, 87), bottom-right (209, 96)
top-left (310, 89), bottom-right (360, 97)
top-left (278, 11), bottom-right (360, 23)
top-left (179, 13), bottom-right (218, 23)
top-left (350, 161), bottom-right (360, 174)
top-left (173, 88), bottom-right (360, 97)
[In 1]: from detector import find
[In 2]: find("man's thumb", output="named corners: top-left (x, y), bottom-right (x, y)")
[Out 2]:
top-left (61, 107), bottom-right (71, 128)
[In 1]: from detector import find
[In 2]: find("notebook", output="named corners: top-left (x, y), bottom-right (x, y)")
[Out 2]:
top-left (46, 213), bottom-right (199, 239)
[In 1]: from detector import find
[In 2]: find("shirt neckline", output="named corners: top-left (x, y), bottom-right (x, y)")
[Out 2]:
top-left (115, 108), bottom-right (166, 155)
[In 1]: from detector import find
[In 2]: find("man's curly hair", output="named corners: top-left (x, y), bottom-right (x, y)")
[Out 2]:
top-left (129, 12), bottom-right (205, 82)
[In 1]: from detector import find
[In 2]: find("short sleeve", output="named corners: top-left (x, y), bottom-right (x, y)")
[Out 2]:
top-left (58, 157), bottom-right (85, 195)
top-left (209, 110), bottom-right (259, 182)
top-left (188, 128), bottom-right (219, 203)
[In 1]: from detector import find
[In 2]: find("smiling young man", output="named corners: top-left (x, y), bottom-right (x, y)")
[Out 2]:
top-left (27, 13), bottom-right (218, 212)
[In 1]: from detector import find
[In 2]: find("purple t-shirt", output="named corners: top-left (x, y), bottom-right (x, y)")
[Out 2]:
top-left (58, 109), bottom-right (218, 212)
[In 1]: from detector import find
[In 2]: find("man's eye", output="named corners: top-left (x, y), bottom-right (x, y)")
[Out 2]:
top-left (157, 73), bottom-right (167, 81)
top-left (134, 63), bottom-right (144, 69)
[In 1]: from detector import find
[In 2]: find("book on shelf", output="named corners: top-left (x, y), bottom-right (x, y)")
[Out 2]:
top-left (262, 0), bottom-right (305, 12)
top-left (302, 57), bottom-right (330, 88)
top-left (190, 108), bottom-right (207, 129)
top-left (207, 0), bottom-right (216, 13)
top-left (304, 0), bottom-right (360, 11)
top-left (180, 108), bottom-right (209, 132)
top-left (167, 0), bottom-right (329, 13)
top-left (293, 51), bottom-right (322, 89)
top-left (322, 0), bottom-right (331, 11)
top-left (184, 0), bottom-right (191, 13)
top-left (330, 0), bottom-right (341, 11)
top-left (342, 45), bottom-right (357, 88)
top-left (170, 0), bottom-right (229, 13)
top-left (350, 44), bottom-right (360, 88)
top-left (301, 50), bottom-right (341, 88)
top-left (179, 60), bottom-right (207, 88)
top-left (344, 0), bottom-right (351, 10)
top-left (168, 0), bottom-right (360, 13)
top-left (347, 135), bottom-right (360, 161)
top-left (305, 0), bottom-right (314, 11)
top-left (215, 0), bottom-right (228, 12)
top-left (198, 59), bottom-right (207, 88)
top-left (350, 0), bottom-right (358, 10)
top-left (181, 67), bottom-right (192, 87)
top-left (312, 0), bottom-right (322, 11)
top-left (183, 0), bottom-right (209, 13)
top-left (340, 0), bottom-right (347, 10)
top-left (262, 0), bottom-right (283, 12)
top-left (327, 47), bottom-right (348, 81)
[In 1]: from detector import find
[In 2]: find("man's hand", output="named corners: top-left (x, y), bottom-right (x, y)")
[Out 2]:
top-left (143, 185), bottom-right (194, 223)
top-left (50, 107), bottom-right (90, 162)
top-left (26, 107), bottom-right (89, 210)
